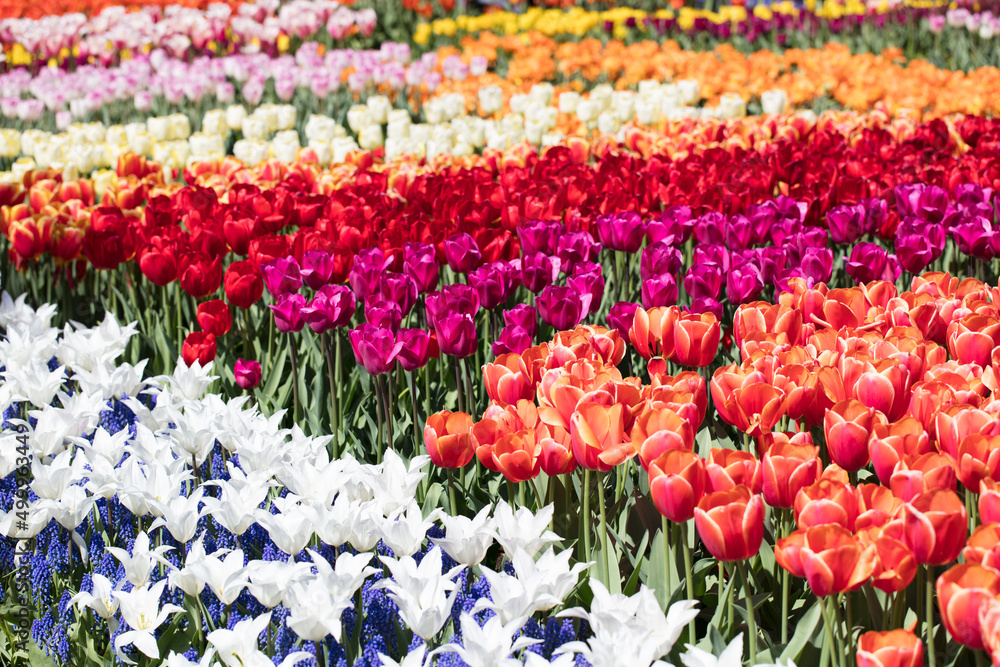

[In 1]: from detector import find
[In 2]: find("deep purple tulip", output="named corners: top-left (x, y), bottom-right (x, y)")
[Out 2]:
top-left (953, 217), bottom-right (994, 260)
top-left (396, 328), bottom-right (433, 371)
top-left (497, 260), bottom-right (523, 293)
top-left (726, 262), bottom-right (764, 304)
top-left (845, 242), bottom-right (889, 284)
top-left (595, 212), bottom-right (646, 253)
top-left (556, 231), bottom-right (601, 275)
top-left (425, 284), bottom-right (480, 326)
top-left (895, 183), bottom-right (949, 223)
top-left (503, 304), bottom-right (537, 338)
top-left (640, 242), bottom-right (682, 283)
top-left (349, 253), bottom-right (390, 303)
top-left (537, 285), bottom-right (589, 331)
top-left (269, 292), bottom-right (306, 332)
top-left (725, 214), bottom-right (757, 250)
top-left (521, 251), bottom-right (559, 294)
top-left (688, 297), bottom-right (724, 320)
top-left (693, 244), bottom-right (730, 272)
top-left (403, 242), bottom-right (440, 294)
top-left (799, 247), bottom-right (834, 285)
top-left (300, 250), bottom-right (334, 290)
top-left (606, 301), bottom-right (640, 339)
top-left (434, 312), bottom-right (477, 358)
top-left (861, 197), bottom-right (887, 237)
top-left (693, 212), bottom-right (726, 246)
top-left (954, 183), bottom-right (992, 208)
top-left (366, 299), bottom-right (403, 333)
top-left (568, 268), bottom-right (605, 315)
top-left (379, 273), bottom-right (419, 316)
top-left (348, 323), bottom-right (402, 375)
top-left (684, 263), bottom-right (723, 301)
top-left (646, 206), bottom-right (693, 245)
top-left (468, 263), bottom-right (510, 310)
top-left (517, 220), bottom-right (563, 256)
top-left (492, 326), bottom-right (533, 356)
top-left (827, 204), bottom-right (866, 245)
top-left (262, 257), bottom-right (302, 297)
top-left (444, 232), bottom-right (483, 274)
top-left (300, 285), bottom-right (356, 333)
top-left (234, 359), bottom-right (262, 390)
top-left (641, 273), bottom-right (679, 309)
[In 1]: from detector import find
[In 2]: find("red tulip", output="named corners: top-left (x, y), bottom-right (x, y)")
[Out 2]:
top-left (981, 479), bottom-right (1000, 524)
top-left (197, 299), bottom-right (232, 337)
top-left (868, 418), bottom-right (932, 486)
top-left (224, 260), bottom-right (264, 309)
top-left (762, 440), bottom-right (822, 509)
top-left (775, 524), bottom-right (876, 597)
top-left (706, 448), bottom-right (763, 494)
top-left (936, 564), bottom-right (1000, 650)
top-left (694, 485), bottom-right (765, 562)
top-left (902, 489), bottom-right (967, 566)
top-left (889, 452), bottom-right (957, 502)
top-left (179, 252), bottom-right (223, 299)
top-left (856, 630), bottom-right (923, 667)
top-left (182, 331), bottom-right (217, 367)
top-left (824, 399), bottom-right (885, 472)
top-left (648, 450), bottom-right (707, 524)
top-left (424, 410), bottom-right (475, 469)
top-left (865, 533), bottom-right (918, 594)
top-left (794, 479), bottom-right (860, 532)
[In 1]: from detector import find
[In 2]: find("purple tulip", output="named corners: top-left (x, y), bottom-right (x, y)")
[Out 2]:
top-left (434, 312), bottom-right (477, 358)
top-left (693, 244), bottom-right (730, 272)
top-left (503, 304), bottom-right (537, 338)
top-left (349, 323), bottom-right (403, 375)
top-left (366, 299), bottom-right (403, 333)
top-left (300, 285), bottom-right (356, 333)
top-left (646, 206), bottom-right (692, 245)
top-left (895, 183), bottom-right (949, 223)
top-left (498, 260), bottom-right (523, 293)
top-left (262, 257), bottom-right (303, 297)
top-left (693, 212), bottom-right (726, 246)
top-left (641, 273), bottom-right (679, 309)
top-left (425, 284), bottom-right (480, 326)
top-left (517, 219), bottom-right (563, 255)
top-left (537, 285), bottom-right (589, 331)
top-left (468, 263), bottom-right (511, 310)
top-left (403, 242), bottom-right (440, 294)
top-left (861, 198), bottom-right (887, 237)
top-left (349, 250), bottom-right (392, 303)
top-left (688, 297), bottom-right (724, 320)
top-left (492, 326), bottom-right (533, 356)
top-left (640, 242), bottom-right (682, 283)
top-left (556, 231), bottom-right (601, 275)
top-left (726, 262), bottom-right (764, 304)
top-left (443, 232), bottom-right (483, 274)
top-left (595, 212), bottom-right (645, 253)
top-left (521, 251), bottom-right (560, 294)
top-left (845, 242), bottom-right (889, 284)
top-left (724, 214), bottom-right (757, 250)
top-left (396, 328), bottom-right (433, 371)
top-left (953, 217), bottom-right (994, 259)
top-left (269, 293), bottom-right (306, 333)
top-left (379, 273), bottom-right (419, 316)
top-left (799, 247), bottom-right (834, 285)
top-left (827, 204), bottom-right (866, 245)
top-left (234, 359), bottom-right (262, 390)
top-left (684, 263), bottom-right (723, 301)
top-left (895, 218), bottom-right (945, 273)
top-left (568, 267), bottom-right (605, 315)
top-left (606, 301), bottom-right (640, 339)
top-left (300, 250), bottom-right (334, 290)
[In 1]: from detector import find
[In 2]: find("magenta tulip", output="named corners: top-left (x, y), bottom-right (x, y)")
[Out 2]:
top-left (268, 293), bottom-right (305, 333)
top-left (349, 323), bottom-right (403, 375)
top-left (537, 285), bottom-right (589, 331)
top-left (434, 312), bottom-right (477, 358)
top-left (396, 328), bottom-right (433, 371)
top-left (444, 232), bottom-right (482, 274)
top-left (300, 250), bottom-right (334, 290)
top-left (234, 359), bottom-right (262, 390)
top-left (262, 257), bottom-right (302, 297)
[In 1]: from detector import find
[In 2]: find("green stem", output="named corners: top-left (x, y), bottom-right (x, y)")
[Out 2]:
top-left (409, 372), bottom-right (420, 455)
top-left (781, 511), bottom-right (790, 644)
top-left (288, 333), bottom-right (300, 427)
top-left (737, 560), bottom-right (757, 664)
top-left (447, 468), bottom-right (458, 515)
top-left (662, 515), bottom-right (672, 606)
top-left (598, 472), bottom-right (612, 591)
top-left (582, 469), bottom-right (592, 565)
top-left (846, 590), bottom-right (854, 665)
top-left (832, 596), bottom-right (848, 667)
top-left (820, 597), bottom-right (841, 667)
top-left (681, 521), bottom-right (696, 645)
top-left (335, 330), bottom-right (342, 455)
top-left (927, 565), bottom-right (937, 667)
top-left (243, 307), bottom-right (251, 360)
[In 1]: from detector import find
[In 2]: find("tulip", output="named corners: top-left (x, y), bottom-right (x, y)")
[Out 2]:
top-left (794, 479), bottom-right (860, 531)
top-left (434, 313), bottom-right (477, 359)
top-left (196, 299), bottom-right (232, 337)
top-left (234, 359), bottom-right (262, 390)
top-left (868, 535), bottom-right (918, 594)
top-left (641, 273), bottom-right (679, 309)
top-left (492, 431), bottom-right (542, 483)
top-left (365, 300), bottom-right (403, 334)
top-left (348, 324), bottom-right (402, 376)
top-left (567, 267), bottom-right (605, 315)
top-left (845, 243), bottom-right (890, 285)
top-left (521, 252), bottom-right (560, 294)
top-left (268, 293), bottom-right (305, 334)
top-left (640, 242), bottom-right (682, 284)
top-left (425, 285), bottom-right (480, 326)
top-left (824, 399), bottom-right (884, 472)
top-left (762, 441), bottom-right (822, 509)
top-left (224, 260), bottom-right (264, 310)
top-left (595, 212), bottom-right (645, 253)
top-left (606, 301), bottom-right (640, 340)
top-left (935, 564), bottom-right (1000, 649)
top-left (300, 250), bottom-right (334, 290)
top-left (827, 204), bottom-right (866, 245)
top-left (672, 311), bottom-right (720, 368)
top-left (556, 231), bottom-right (601, 275)
top-left (300, 285), bottom-right (356, 334)
top-left (424, 411), bottom-right (475, 469)
top-left (726, 262), bottom-right (764, 304)
top-left (629, 306), bottom-right (678, 360)
top-left (503, 305), bottom-right (537, 338)
top-left (684, 263), bottom-right (723, 302)
top-left (890, 453), bottom-right (957, 502)
top-left (138, 247), bottom-right (177, 286)
top-left (396, 329), bottom-right (433, 372)
top-left (537, 285), bottom-right (589, 331)
top-left (182, 332), bottom-right (217, 368)
top-left (517, 219), bottom-right (563, 256)
top-left (468, 264), bottom-right (509, 311)
top-left (262, 257), bottom-right (303, 297)
top-left (694, 486), bottom-right (765, 562)
top-left (539, 435), bottom-right (577, 476)
top-left (570, 402), bottom-right (632, 472)
top-left (775, 524), bottom-right (876, 597)
top-left (869, 418), bottom-right (933, 486)
top-left (492, 326), bottom-right (533, 356)
top-left (649, 450), bottom-right (707, 523)
top-left (981, 479), bottom-right (1000, 524)
top-left (902, 489), bottom-right (967, 566)
top-left (443, 232), bottom-right (482, 274)
top-left (379, 273), bottom-right (419, 317)
top-left (856, 630), bottom-right (923, 667)
top-left (403, 242), bottom-right (439, 294)
top-left (179, 253), bottom-right (223, 299)
top-left (706, 448), bottom-right (763, 494)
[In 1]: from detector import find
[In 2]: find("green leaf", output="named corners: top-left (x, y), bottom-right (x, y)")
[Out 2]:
top-left (26, 641), bottom-right (58, 667)
top-left (780, 598), bottom-right (822, 662)
top-left (261, 344), bottom-right (288, 399)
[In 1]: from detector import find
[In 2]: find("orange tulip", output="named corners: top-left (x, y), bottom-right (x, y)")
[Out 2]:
top-left (628, 306), bottom-right (678, 360)
top-left (855, 484), bottom-right (903, 531)
top-left (424, 410), bottom-right (475, 469)
top-left (865, 533), bottom-right (918, 594)
top-left (774, 524), bottom-right (876, 597)
top-left (694, 485), bottom-right (765, 562)
top-left (762, 440), bottom-right (822, 509)
top-left (483, 353), bottom-right (536, 406)
top-left (569, 401), bottom-right (633, 472)
top-left (856, 629), bottom-right (923, 667)
top-left (981, 479), bottom-right (1000, 524)
top-left (648, 450), bottom-right (707, 524)
top-left (824, 399), bottom-right (886, 472)
top-left (902, 488), bottom-right (967, 566)
top-left (794, 479), bottom-right (860, 532)
top-left (672, 311), bottom-right (721, 368)
top-left (947, 314), bottom-right (1000, 367)
top-left (961, 523), bottom-right (1000, 567)
top-left (955, 434), bottom-right (1000, 492)
top-left (889, 452), bottom-right (957, 502)
top-left (706, 448), bottom-right (762, 494)
top-left (936, 564), bottom-right (1000, 649)
top-left (935, 405), bottom-right (995, 459)
top-left (631, 405), bottom-right (694, 470)
top-left (538, 434), bottom-right (577, 476)
top-left (492, 430), bottom-right (541, 483)
top-left (868, 417), bottom-right (932, 486)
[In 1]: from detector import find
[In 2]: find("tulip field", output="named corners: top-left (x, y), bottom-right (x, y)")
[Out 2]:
top-left (11, 1), bottom-right (1000, 667)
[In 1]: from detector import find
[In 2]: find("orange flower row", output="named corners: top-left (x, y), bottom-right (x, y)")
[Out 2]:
top-left (0, 0), bottom-right (248, 19)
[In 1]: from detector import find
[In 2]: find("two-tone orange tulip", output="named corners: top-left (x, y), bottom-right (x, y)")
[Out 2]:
top-left (902, 489), bottom-right (967, 566)
top-left (672, 311), bottom-right (720, 368)
top-left (569, 401), bottom-right (633, 472)
top-left (936, 564), bottom-right (1000, 649)
top-left (706, 448), bottom-right (763, 494)
top-left (694, 485), bottom-right (765, 562)
top-left (794, 479), bottom-right (860, 532)
top-left (631, 405), bottom-right (694, 470)
top-left (889, 453), bottom-right (957, 502)
top-left (424, 410), bottom-right (475, 468)
top-left (775, 524), bottom-right (876, 597)
top-left (483, 353), bottom-right (537, 406)
top-left (868, 417), bottom-right (932, 486)
top-left (628, 306), bottom-right (678, 360)
top-left (824, 399), bottom-right (886, 472)
top-left (762, 440), bottom-right (822, 509)
top-left (856, 630), bottom-right (923, 667)
top-left (648, 450), bottom-right (707, 524)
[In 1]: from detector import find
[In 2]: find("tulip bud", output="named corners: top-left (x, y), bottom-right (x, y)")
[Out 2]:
top-left (182, 331), bottom-right (217, 368)
top-left (424, 410), bottom-right (475, 469)
top-left (695, 486), bottom-right (765, 562)
top-left (234, 359), bottom-right (262, 390)
top-left (197, 299), bottom-right (232, 337)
